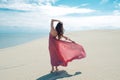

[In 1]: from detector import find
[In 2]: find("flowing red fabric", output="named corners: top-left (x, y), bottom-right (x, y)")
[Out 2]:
top-left (49, 34), bottom-right (86, 66)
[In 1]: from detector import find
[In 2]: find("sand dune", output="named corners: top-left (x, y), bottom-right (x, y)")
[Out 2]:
top-left (0, 30), bottom-right (120, 80)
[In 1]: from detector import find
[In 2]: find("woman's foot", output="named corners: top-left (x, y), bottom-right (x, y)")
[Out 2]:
top-left (50, 70), bottom-right (54, 73)
top-left (55, 66), bottom-right (59, 71)
top-left (50, 66), bottom-right (59, 73)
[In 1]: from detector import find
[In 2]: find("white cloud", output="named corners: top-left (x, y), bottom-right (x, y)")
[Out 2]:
top-left (37, 0), bottom-right (57, 5)
top-left (100, 0), bottom-right (109, 4)
top-left (114, 0), bottom-right (120, 9)
top-left (115, 3), bottom-right (120, 8)
top-left (0, 9), bottom-right (120, 31)
top-left (80, 3), bottom-right (89, 7)
top-left (0, 3), bottom-right (37, 10)
top-left (1, 0), bottom-right (119, 31)
top-left (113, 10), bottom-right (120, 15)
top-left (0, 0), bottom-right (57, 5)
top-left (59, 15), bottom-right (120, 31)
top-left (0, 0), bottom-right (96, 16)
top-left (38, 5), bottom-right (96, 16)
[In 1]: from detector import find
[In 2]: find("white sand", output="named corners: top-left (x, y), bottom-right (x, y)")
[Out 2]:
top-left (0, 30), bottom-right (120, 80)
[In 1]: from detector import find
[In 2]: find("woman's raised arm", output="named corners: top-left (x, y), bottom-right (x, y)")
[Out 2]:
top-left (50, 19), bottom-right (61, 36)
top-left (51, 19), bottom-right (60, 30)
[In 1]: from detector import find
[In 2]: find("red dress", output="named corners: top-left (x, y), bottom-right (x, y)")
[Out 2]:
top-left (49, 34), bottom-right (86, 66)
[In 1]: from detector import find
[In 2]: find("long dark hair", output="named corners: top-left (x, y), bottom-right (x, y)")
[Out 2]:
top-left (55, 22), bottom-right (64, 40)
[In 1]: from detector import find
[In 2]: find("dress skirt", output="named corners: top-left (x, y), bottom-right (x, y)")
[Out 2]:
top-left (49, 34), bottom-right (86, 66)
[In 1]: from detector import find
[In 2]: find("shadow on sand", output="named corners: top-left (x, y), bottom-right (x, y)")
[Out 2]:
top-left (36, 70), bottom-right (81, 80)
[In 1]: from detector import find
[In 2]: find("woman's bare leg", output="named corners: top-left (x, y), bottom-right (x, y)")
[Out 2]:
top-left (55, 66), bottom-right (59, 71)
top-left (50, 66), bottom-right (54, 73)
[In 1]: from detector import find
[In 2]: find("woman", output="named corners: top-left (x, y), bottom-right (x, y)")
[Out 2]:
top-left (49, 19), bottom-right (86, 73)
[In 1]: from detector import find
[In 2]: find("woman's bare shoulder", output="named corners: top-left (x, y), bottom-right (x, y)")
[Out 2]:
top-left (50, 29), bottom-right (57, 37)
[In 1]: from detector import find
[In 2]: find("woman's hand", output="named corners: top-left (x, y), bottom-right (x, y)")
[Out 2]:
top-left (66, 37), bottom-right (76, 43)
top-left (62, 35), bottom-right (76, 43)
top-left (71, 41), bottom-right (76, 43)
top-left (68, 39), bottom-right (75, 43)
top-left (51, 19), bottom-right (60, 22)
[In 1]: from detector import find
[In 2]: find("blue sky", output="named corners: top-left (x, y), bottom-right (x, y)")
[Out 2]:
top-left (53, 0), bottom-right (120, 16)
top-left (0, 0), bottom-right (120, 16)
top-left (0, 0), bottom-right (120, 31)
top-left (55, 0), bottom-right (118, 9)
